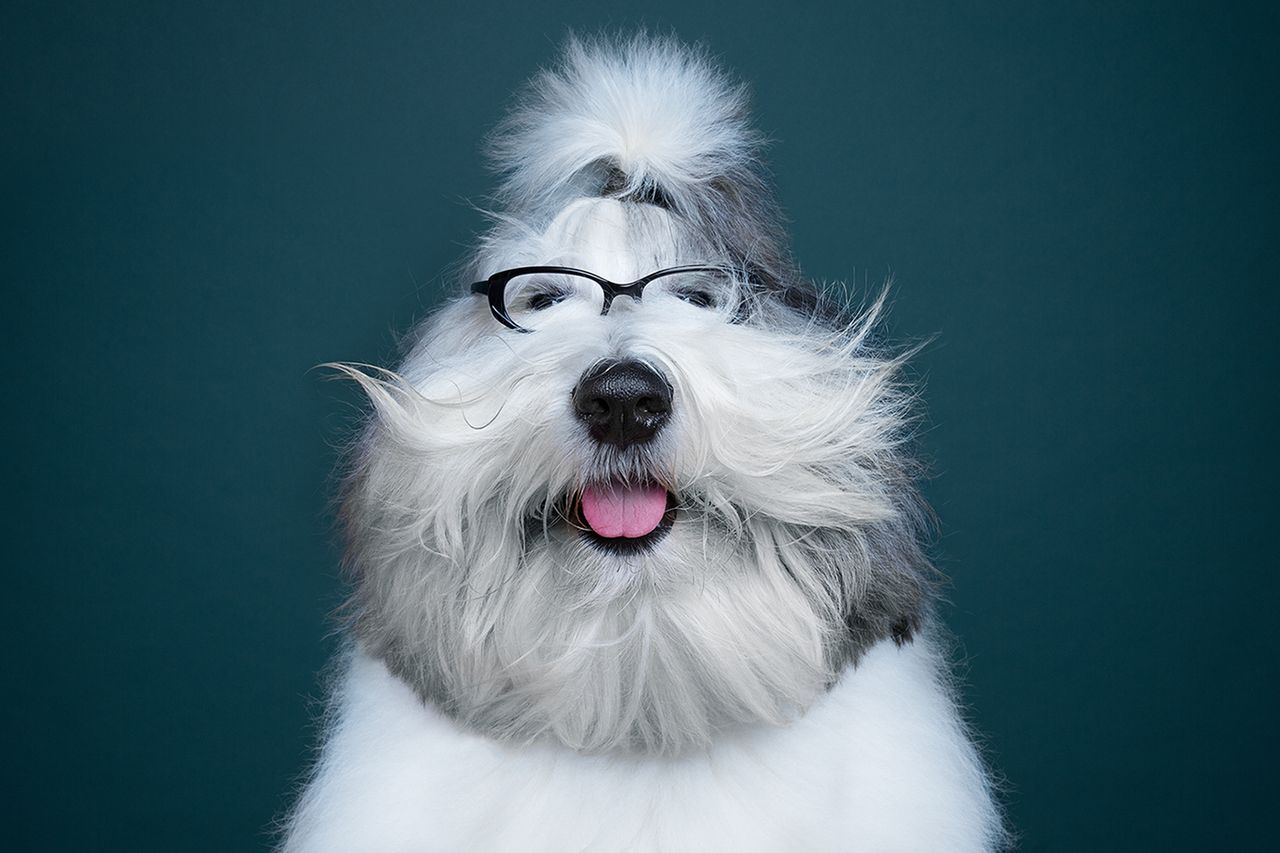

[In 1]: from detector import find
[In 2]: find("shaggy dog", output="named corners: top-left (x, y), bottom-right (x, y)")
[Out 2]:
top-left (281, 36), bottom-right (1004, 852)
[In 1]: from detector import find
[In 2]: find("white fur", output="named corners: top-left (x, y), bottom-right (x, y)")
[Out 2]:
top-left (283, 637), bottom-right (1001, 852)
top-left (281, 35), bottom-right (1005, 850)
top-left (486, 36), bottom-right (760, 226)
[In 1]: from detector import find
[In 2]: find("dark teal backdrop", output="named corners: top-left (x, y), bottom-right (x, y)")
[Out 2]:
top-left (5, 1), bottom-right (1274, 849)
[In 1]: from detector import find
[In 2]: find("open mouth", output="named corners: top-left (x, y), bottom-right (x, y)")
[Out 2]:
top-left (567, 481), bottom-right (677, 554)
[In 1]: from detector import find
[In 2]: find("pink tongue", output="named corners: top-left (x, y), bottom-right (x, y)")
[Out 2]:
top-left (580, 483), bottom-right (669, 538)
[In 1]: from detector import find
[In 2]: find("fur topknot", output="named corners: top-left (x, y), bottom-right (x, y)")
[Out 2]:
top-left (489, 35), bottom-right (762, 216)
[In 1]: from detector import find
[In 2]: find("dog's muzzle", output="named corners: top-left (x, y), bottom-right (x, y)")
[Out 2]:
top-left (572, 359), bottom-right (672, 448)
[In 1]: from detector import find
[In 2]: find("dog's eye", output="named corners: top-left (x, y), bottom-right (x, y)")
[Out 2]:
top-left (673, 289), bottom-right (717, 309)
top-left (517, 285), bottom-right (573, 312)
top-left (525, 290), bottom-right (567, 311)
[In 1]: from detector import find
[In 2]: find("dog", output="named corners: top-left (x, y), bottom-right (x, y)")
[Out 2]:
top-left (281, 35), bottom-right (1005, 852)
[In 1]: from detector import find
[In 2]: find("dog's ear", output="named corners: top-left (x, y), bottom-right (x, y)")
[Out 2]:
top-left (805, 510), bottom-right (934, 658)
top-left (843, 559), bottom-right (929, 656)
top-left (845, 573), bottom-right (927, 653)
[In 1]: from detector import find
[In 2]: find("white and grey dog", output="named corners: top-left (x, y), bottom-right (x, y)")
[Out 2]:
top-left (282, 36), bottom-right (1005, 852)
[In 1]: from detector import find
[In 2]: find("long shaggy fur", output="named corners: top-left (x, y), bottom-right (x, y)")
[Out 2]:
top-left (283, 34), bottom-right (1004, 851)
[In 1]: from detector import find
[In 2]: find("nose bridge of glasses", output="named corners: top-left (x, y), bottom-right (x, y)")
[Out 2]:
top-left (599, 279), bottom-right (646, 314)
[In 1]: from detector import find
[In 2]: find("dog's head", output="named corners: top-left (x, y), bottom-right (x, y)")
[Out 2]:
top-left (339, 36), bottom-right (932, 753)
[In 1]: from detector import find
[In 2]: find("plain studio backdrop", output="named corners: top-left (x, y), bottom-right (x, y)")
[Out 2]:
top-left (4, 1), bottom-right (1274, 850)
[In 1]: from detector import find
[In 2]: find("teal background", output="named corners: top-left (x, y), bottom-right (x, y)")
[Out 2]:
top-left (5, 1), bottom-right (1275, 849)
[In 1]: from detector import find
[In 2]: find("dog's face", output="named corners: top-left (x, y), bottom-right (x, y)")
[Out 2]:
top-left (339, 40), bottom-right (930, 754)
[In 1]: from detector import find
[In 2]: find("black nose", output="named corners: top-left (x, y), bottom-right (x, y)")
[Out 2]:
top-left (572, 359), bottom-right (673, 447)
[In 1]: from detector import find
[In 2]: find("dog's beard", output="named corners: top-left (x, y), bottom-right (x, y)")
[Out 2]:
top-left (337, 297), bottom-right (928, 754)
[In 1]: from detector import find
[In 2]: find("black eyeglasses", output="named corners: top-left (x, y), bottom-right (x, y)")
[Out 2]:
top-left (470, 265), bottom-right (734, 332)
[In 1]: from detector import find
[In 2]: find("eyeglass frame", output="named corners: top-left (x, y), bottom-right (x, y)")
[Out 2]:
top-left (469, 264), bottom-right (731, 332)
